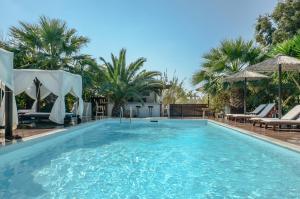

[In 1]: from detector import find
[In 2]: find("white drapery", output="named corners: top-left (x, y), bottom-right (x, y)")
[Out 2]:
top-left (24, 84), bottom-right (51, 112)
top-left (0, 48), bottom-right (18, 128)
top-left (14, 69), bottom-right (83, 124)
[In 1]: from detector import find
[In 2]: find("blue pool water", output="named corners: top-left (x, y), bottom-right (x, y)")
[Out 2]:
top-left (0, 119), bottom-right (300, 198)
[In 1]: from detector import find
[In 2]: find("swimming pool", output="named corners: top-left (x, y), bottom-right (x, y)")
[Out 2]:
top-left (0, 119), bottom-right (300, 198)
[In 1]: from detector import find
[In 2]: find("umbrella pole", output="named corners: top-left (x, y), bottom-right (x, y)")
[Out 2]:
top-left (244, 77), bottom-right (247, 114)
top-left (34, 78), bottom-right (41, 112)
top-left (4, 86), bottom-right (13, 140)
top-left (207, 94), bottom-right (210, 107)
top-left (278, 64), bottom-right (282, 118)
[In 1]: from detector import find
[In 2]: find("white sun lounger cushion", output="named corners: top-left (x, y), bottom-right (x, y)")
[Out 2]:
top-left (250, 104), bottom-right (266, 115)
top-left (233, 103), bottom-right (275, 119)
top-left (226, 104), bottom-right (266, 117)
top-left (259, 104), bottom-right (300, 122)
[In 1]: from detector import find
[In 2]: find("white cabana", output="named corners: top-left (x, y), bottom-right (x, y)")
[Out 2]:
top-left (13, 69), bottom-right (83, 124)
top-left (0, 48), bottom-right (18, 128)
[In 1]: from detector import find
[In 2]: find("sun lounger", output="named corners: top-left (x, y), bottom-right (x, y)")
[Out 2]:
top-left (263, 118), bottom-right (300, 130)
top-left (248, 103), bottom-right (278, 125)
top-left (20, 112), bottom-right (50, 119)
top-left (253, 105), bottom-right (300, 126)
top-left (226, 104), bottom-right (266, 120)
top-left (247, 104), bottom-right (267, 115)
top-left (19, 112), bottom-right (76, 123)
top-left (257, 105), bottom-right (300, 130)
top-left (17, 109), bottom-right (32, 115)
top-left (230, 103), bottom-right (275, 122)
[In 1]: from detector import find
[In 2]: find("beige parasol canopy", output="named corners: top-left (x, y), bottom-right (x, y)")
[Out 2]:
top-left (247, 55), bottom-right (300, 118)
top-left (223, 70), bottom-right (269, 82)
top-left (224, 70), bottom-right (269, 114)
top-left (247, 55), bottom-right (300, 72)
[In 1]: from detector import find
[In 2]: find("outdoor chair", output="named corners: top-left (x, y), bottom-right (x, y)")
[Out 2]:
top-left (235, 103), bottom-right (275, 125)
top-left (256, 105), bottom-right (300, 130)
top-left (230, 103), bottom-right (276, 123)
top-left (226, 104), bottom-right (266, 120)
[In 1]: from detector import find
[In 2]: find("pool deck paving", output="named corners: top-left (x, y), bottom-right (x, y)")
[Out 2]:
top-left (1, 117), bottom-right (300, 151)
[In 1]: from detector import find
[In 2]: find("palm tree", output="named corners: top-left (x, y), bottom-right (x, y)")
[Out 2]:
top-left (203, 37), bottom-right (262, 74)
top-left (271, 34), bottom-right (300, 59)
top-left (8, 16), bottom-right (89, 70)
top-left (99, 49), bottom-right (163, 117)
top-left (193, 38), bottom-right (262, 112)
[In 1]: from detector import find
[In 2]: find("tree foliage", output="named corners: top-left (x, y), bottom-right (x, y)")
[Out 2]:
top-left (270, 34), bottom-right (300, 111)
top-left (99, 49), bottom-right (163, 116)
top-left (271, 34), bottom-right (300, 58)
top-left (192, 38), bottom-right (262, 112)
top-left (255, 0), bottom-right (300, 46)
top-left (161, 72), bottom-right (187, 104)
top-left (7, 16), bottom-right (89, 70)
top-left (161, 71), bottom-right (204, 105)
top-left (1, 16), bottom-right (100, 101)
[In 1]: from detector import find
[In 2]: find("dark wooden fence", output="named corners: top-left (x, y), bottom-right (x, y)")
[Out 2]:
top-left (169, 104), bottom-right (208, 117)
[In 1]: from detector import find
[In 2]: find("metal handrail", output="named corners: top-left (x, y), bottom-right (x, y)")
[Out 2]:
top-left (120, 107), bottom-right (124, 123)
top-left (129, 106), bottom-right (132, 123)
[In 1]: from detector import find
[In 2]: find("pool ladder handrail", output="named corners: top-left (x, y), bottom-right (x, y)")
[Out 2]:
top-left (120, 107), bottom-right (132, 123)
top-left (129, 106), bottom-right (132, 123)
top-left (120, 107), bottom-right (124, 123)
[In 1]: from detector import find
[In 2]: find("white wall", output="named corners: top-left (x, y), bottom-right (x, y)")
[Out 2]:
top-left (83, 102), bottom-right (92, 117)
top-left (107, 102), bottom-right (161, 117)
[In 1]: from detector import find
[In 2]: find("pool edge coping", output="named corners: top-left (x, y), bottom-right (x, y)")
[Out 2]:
top-left (21, 129), bottom-right (67, 141)
top-left (1, 119), bottom-right (102, 147)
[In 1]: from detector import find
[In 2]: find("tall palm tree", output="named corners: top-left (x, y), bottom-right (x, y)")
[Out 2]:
top-left (203, 37), bottom-right (262, 74)
top-left (193, 38), bottom-right (262, 112)
top-left (99, 49), bottom-right (163, 116)
top-left (8, 16), bottom-right (89, 70)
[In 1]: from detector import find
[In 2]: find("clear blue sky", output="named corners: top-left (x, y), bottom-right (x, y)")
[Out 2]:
top-left (0, 0), bottom-right (278, 89)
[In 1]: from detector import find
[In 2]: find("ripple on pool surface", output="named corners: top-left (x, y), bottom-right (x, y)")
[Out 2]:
top-left (1, 120), bottom-right (300, 198)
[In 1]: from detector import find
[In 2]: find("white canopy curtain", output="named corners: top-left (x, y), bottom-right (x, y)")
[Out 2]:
top-left (0, 48), bottom-right (18, 128)
top-left (13, 69), bottom-right (83, 124)
top-left (24, 83), bottom-right (52, 112)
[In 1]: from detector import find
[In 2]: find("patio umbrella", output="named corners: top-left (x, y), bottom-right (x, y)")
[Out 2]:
top-left (247, 55), bottom-right (300, 118)
top-left (223, 70), bottom-right (269, 114)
